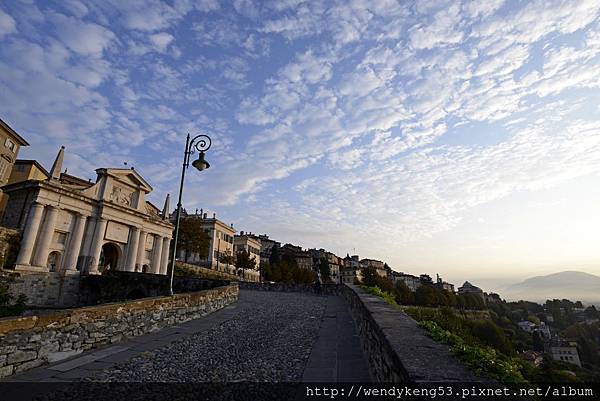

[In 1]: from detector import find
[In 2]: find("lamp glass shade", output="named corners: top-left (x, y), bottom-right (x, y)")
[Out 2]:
top-left (192, 152), bottom-right (210, 171)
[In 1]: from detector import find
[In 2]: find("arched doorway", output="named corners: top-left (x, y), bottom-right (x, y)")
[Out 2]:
top-left (47, 251), bottom-right (62, 272)
top-left (99, 243), bottom-right (120, 272)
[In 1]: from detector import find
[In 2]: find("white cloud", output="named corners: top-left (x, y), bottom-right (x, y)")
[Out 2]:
top-left (149, 32), bottom-right (175, 52)
top-left (52, 13), bottom-right (114, 57)
top-left (0, 8), bottom-right (17, 38)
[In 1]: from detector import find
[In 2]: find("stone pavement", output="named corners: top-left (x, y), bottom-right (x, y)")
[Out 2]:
top-left (302, 296), bottom-right (371, 382)
top-left (3, 291), bottom-right (370, 383)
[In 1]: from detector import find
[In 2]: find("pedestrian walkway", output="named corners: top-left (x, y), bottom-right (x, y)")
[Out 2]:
top-left (4, 304), bottom-right (240, 382)
top-left (301, 296), bottom-right (371, 382)
top-left (3, 291), bottom-right (371, 383)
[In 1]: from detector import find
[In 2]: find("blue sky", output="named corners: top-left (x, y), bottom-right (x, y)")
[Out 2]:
top-left (1, 0), bottom-right (600, 291)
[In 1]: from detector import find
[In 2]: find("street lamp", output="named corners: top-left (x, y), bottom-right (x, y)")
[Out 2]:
top-left (169, 133), bottom-right (211, 296)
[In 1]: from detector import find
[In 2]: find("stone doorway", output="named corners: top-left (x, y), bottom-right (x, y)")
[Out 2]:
top-left (47, 251), bottom-right (62, 272)
top-left (99, 242), bottom-right (120, 272)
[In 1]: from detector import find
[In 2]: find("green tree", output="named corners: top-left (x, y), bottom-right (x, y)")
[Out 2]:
top-left (269, 245), bottom-right (281, 266)
top-left (177, 218), bottom-right (210, 262)
top-left (361, 266), bottom-right (378, 287)
top-left (235, 250), bottom-right (257, 280)
top-left (395, 280), bottom-right (414, 305)
top-left (415, 285), bottom-right (438, 307)
top-left (319, 257), bottom-right (331, 283)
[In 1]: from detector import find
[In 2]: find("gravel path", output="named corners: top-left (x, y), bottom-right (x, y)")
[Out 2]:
top-left (90, 290), bottom-right (327, 383)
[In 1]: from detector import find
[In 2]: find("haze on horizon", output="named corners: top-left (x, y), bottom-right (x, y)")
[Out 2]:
top-left (1, 0), bottom-right (599, 292)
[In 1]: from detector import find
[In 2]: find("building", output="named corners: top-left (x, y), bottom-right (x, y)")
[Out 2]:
top-left (175, 209), bottom-right (236, 274)
top-left (521, 351), bottom-right (544, 368)
top-left (0, 119), bottom-right (30, 218)
top-left (8, 159), bottom-right (49, 184)
top-left (435, 274), bottom-right (455, 292)
top-left (548, 341), bottom-right (582, 367)
top-left (280, 243), bottom-right (312, 270)
top-left (340, 254), bottom-right (362, 284)
top-left (518, 321), bottom-right (536, 333)
top-left (234, 233), bottom-right (261, 282)
top-left (310, 248), bottom-right (341, 283)
top-left (360, 258), bottom-right (387, 278)
top-left (458, 281), bottom-right (485, 299)
top-left (1, 147), bottom-right (173, 275)
top-left (246, 233), bottom-right (280, 266)
top-left (394, 272), bottom-right (421, 292)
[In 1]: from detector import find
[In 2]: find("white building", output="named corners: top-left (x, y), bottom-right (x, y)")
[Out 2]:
top-left (175, 210), bottom-right (236, 274)
top-left (234, 233), bottom-right (261, 282)
top-left (394, 273), bottom-right (421, 292)
top-left (517, 321), bottom-right (536, 333)
top-left (2, 147), bottom-right (173, 275)
top-left (549, 342), bottom-right (582, 368)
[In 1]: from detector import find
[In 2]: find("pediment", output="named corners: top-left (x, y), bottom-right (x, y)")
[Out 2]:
top-left (96, 168), bottom-right (153, 193)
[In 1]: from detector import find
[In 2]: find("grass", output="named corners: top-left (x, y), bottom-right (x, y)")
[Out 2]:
top-left (359, 285), bottom-right (398, 306)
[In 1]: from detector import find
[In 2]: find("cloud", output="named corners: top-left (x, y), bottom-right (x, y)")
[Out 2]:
top-left (51, 13), bottom-right (115, 56)
top-left (0, 7), bottom-right (16, 38)
top-left (149, 32), bottom-right (175, 52)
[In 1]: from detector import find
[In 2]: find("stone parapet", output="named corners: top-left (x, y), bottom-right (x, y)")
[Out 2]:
top-left (0, 283), bottom-right (238, 378)
top-left (341, 284), bottom-right (488, 383)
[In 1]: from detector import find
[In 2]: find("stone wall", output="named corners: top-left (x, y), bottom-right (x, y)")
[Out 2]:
top-left (0, 283), bottom-right (238, 378)
top-left (341, 284), bottom-right (487, 383)
top-left (78, 270), bottom-right (230, 306)
top-left (2, 269), bottom-right (80, 308)
top-left (0, 226), bottom-right (20, 268)
top-left (239, 282), bottom-right (342, 295)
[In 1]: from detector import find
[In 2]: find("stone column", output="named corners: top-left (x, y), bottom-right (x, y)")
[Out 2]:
top-left (15, 202), bottom-right (45, 267)
top-left (63, 213), bottom-right (86, 271)
top-left (152, 235), bottom-right (163, 274)
top-left (31, 205), bottom-right (58, 268)
top-left (160, 237), bottom-right (170, 275)
top-left (125, 227), bottom-right (140, 272)
top-left (135, 230), bottom-right (147, 271)
top-left (87, 218), bottom-right (107, 274)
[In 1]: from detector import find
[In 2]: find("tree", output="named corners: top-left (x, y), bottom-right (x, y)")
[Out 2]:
top-left (319, 257), bottom-right (331, 283)
top-left (395, 280), bottom-right (414, 305)
top-left (235, 250), bottom-right (257, 280)
top-left (415, 285), bottom-right (438, 307)
top-left (269, 245), bottom-right (281, 266)
top-left (177, 218), bottom-right (210, 262)
top-left (219, 249), bottom-right (235, 266)
top-left (361, 266), bottom-right (378, 287)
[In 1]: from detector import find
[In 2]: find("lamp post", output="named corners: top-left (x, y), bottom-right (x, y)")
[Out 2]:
top-left (169, 133), bottom-right (211, 296)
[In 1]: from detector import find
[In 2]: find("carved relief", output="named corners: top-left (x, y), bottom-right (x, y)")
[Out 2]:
top-left (110, 185), bottom-right (134, 207)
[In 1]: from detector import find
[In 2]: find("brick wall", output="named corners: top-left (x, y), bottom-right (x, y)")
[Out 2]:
top-left (0, 283), bottom-right (238, 378)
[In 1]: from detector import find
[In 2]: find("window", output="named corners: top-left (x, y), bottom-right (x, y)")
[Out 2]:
top-left (54, 232), bottom-right (68, 245)
top-left (4, 138), bottom-right (16, 153)
top-left (15, 164), bottom-right (25, 172)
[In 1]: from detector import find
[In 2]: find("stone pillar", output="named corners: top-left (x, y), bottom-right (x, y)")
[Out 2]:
top-left (15, 202), bottom-right (45, 267)
top-left (152, 235), bottom-right (163, 274)
top-left (87, 218), bottom-right (107, 274)
top-left (135, 230), bottom-right (147, 271)
top-left (31, 205), bottom-right (58, 268)
top-left (125, 227), bottom-right (140, 272)
top-left (160, 237), bottom-right (170, 275)
top-left (63, 213), bottom-right (86, 271)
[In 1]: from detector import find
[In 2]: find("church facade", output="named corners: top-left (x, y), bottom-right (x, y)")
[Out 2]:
top-left (1, 147), bottom-right (173, 276)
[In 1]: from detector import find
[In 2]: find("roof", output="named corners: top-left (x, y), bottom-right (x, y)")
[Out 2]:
top-left (96, 167), bottom-right (153, 192)
top-left (0, 118), bottom-right (30, 146)
top-left (14, 159), bottom-right (49, 177)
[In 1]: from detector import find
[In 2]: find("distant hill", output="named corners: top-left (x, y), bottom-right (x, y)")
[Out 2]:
top-left (502, 271), bottom-right (600, 305)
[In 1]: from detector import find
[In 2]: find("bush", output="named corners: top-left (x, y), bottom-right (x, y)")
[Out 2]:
top-left (0, 281), bottom-right (27, 317)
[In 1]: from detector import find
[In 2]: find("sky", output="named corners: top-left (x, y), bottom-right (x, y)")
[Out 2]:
top-left (1, 0), bottom-right (600, 293)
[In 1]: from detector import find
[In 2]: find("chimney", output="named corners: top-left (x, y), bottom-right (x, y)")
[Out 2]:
top-left (203, 213), bottom-right (207, 219)
top-left (213, 212), bottom-right (216, 219)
